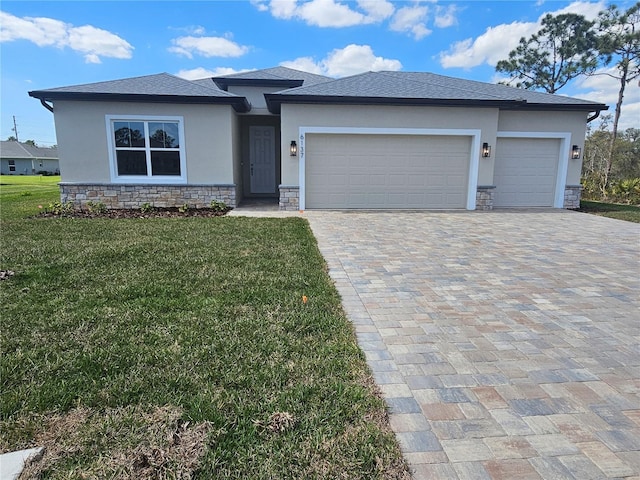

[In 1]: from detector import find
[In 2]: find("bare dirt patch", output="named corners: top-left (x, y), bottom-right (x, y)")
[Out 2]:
top-left (19, 405), bottom-right (213, 479)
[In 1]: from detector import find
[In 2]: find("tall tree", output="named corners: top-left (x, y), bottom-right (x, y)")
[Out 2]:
top-left (496, 13), bottom-right (598, 93)
top-left (595, 2), bottom-right (640, 189)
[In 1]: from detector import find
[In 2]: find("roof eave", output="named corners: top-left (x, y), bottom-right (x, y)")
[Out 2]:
top-left (265, 94), bottom-right (609, 115)
top-left (509, 102), bottom-right (609, 112)
top-left (28, 91), bottom-right (251, 112)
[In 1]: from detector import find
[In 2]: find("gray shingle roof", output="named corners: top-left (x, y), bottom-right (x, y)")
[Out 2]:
top-left (29, 73), bottom-right (250, 112)
top-left (266, 71), bottom-right (607, 112)
top-left (1, 141), bottom-right (58, 159)
top-left (217, 66), bottom-right (332, 86)
top-left (190, 77), bottom-right (225, 90)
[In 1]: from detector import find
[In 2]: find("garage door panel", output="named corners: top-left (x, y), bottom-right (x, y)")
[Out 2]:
top-left (306, 134), bottom-right (471, 209)
top-left (493, 138), bottom-right (559, 207)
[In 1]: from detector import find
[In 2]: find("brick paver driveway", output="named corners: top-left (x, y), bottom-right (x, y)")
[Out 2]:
top-left (306, 210), bottom-right (640, 480)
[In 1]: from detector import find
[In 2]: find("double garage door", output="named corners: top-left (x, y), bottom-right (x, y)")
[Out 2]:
top-left (304, 134), bottom-right (561, 209)
top-left (305, 134), bottom-right (470, 209)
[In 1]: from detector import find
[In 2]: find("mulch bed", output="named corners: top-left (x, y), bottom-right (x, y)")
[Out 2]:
top-left (35, 207), bottom-right (231, 219)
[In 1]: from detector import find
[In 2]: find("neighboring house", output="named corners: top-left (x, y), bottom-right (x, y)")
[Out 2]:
top-left (28, 67), bottom-right (607, 210)
top-left (0, 141), bottom-right (59, 176)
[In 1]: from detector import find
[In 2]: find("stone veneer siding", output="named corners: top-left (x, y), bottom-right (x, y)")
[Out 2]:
top-left (60, 183), bottom-right (237, 209)
top-left (276, 184), bottom-right (580, 211)
top-left (476, 186), bottom-right (495, 211)
top-left (563, 185), bottom-right (582, 209)
top-left (279, 185), bottom-right (299, 211)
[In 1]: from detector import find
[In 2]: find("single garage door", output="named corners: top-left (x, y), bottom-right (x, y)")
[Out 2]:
top-left (305, 134), bottom-right (470, 209)
top-left (494, 138), bottom-right (560, 207)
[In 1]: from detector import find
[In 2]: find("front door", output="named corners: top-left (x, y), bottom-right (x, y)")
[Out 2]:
top-left (249, 126), bottom-right (276, 194)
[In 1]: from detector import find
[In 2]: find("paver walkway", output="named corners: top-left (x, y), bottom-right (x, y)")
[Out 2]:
top-left (305, 210), bottom-right (640, 480)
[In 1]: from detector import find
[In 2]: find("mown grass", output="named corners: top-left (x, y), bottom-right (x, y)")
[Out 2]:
top-left (578, 199), bottom-right (640, 223)
top-left (0, 181), bottom-right (408, 479)
top-left (0, 175), bottom-right (61, 220)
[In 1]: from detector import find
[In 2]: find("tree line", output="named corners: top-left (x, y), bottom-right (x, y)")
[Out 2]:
top-left (496, 2), bottom-right (639, 203)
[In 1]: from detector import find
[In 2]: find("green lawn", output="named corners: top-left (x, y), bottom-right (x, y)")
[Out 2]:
top-left (0, 175), bottom-right (61, 220)
top-left (0, 180), bottom-right (409, 479)
top-left (578, 200), bottom-right (640, 223)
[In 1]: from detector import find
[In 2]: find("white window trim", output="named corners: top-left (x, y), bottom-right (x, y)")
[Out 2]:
top-left (106, 114), bottom-right (187, 184)
top-left (496, 131), bottom-right (571, 209)
top-left (298, 126), bottom-right (481, 211)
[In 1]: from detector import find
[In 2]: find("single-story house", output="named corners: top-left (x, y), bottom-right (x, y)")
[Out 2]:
top-left (28, 67), bottom-right (607, 210)
top-left (0, 141), bottom-right (59, 176)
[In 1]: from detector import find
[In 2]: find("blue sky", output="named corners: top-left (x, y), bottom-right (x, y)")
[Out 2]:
top-left (1, 0), bottom-right (637, 147)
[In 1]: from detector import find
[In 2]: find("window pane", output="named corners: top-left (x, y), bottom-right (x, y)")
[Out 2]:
top-left (117, 150), bottom-right (147, 175)
top-left (114, 122), bottom-right (145, 147)
top-left (151, 151), bottom-right (180, 175)
top-left (149, 122), bottom-right (179, 148)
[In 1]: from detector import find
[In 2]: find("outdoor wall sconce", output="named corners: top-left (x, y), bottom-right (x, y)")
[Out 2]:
top-left (482, 142), bottom-right (491, 158)
top-left (290, 141), bottom-right (298, 156)
top-left (571, 145), bottom-right (581, 160)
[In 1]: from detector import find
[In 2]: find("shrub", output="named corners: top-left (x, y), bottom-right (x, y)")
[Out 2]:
top-left (47, 201), bottom-right (75, 216)
top-left (609, 178), bottom-right (640, 204)
top-left (581, 176), bottom-right (640, 205)
top-left (209, 200), bottom-right (228, 212)
top-left (140, 202), bottom-right (154, 214)
top-left (178, 203), bottom-right (189, 213)
top-left (86, 201), bottom-right (107, 214)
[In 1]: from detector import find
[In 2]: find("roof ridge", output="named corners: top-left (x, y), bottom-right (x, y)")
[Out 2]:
top-left (281, 70), bottom-right (373, 94)
top-left (17, 142), bottom-right (32, 156)
top-left (162, 72), bottom-right (240, 97)
top-left (378, 71), bottom-right (511, 101)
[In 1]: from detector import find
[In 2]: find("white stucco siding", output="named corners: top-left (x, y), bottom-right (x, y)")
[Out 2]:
top-left (231, 113), bottom-right (243, 200)
top-left (280, 104), bottom-right (499, 186)
top-left (498, 110), bottom-right (588, 185)
top-left (52, 100), bottom-right (236, 184)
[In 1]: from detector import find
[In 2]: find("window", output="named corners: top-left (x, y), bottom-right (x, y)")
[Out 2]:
top-left (8, 160), bottom-right (15, 172)
top-left (107, 116), bottom-right (185, 183)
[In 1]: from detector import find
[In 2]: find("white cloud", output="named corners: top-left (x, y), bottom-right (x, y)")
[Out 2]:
top-left (440, 21), bottom-right (537, 69)
top-left (268, 0), bottom-right (299, 19)
top-left (390, 5), bottom-right (432, 40)
top-left (297, 0), bottom-right (369, 27)
top-left (438, 0), bottom-right (606, 69)
top-left (0, 11), bottom-right (133, 63)
top-left (434, 5), bottom-right (458, 28)
top-left (175, 67), bottom-right (251, 80)
top-left (324, 44), bottom-right (402, 76)
top-left (250, 0), bottom-right (269, 11)
top-left (573, 67), bottom-right (640, 131)
top-left (255, 0), bottom-right (392, 27)
top-left (280, 56), bottom-right (325, 75)
top-left (168, 35), bottom-right (249, 58)
top-left (553, 0), bottom-right (605, 20)
top-left (356, 0), bottom-right (395, 21)
top-left (281, 44), bottom-right (402, 77)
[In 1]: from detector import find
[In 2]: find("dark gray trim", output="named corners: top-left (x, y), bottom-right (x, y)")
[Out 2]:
top-left (39, 99), bottom-right (54, 113)
top-left (264, 94), bottom-right (608, 115)
top-left (213, 78), bottom-right (303, 90)
top-left (477, 185), bottom-right (496, 190)
top-left (59, 182), bottom-right (237, 187)
top-left (28, 91), bottom-right (251, 113)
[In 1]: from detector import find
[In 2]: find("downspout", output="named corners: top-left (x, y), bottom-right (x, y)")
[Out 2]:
top-left (39, 99), bottom-right (53, 113)
top-left (587, 110), bottom-right (601, 123)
